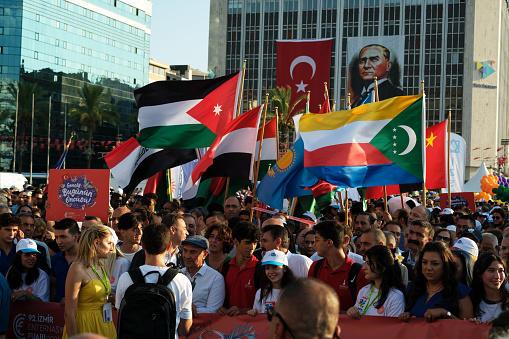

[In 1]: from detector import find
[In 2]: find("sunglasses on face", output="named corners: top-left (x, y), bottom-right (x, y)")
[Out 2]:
top-left (266, 305), bottom-right (296, 339)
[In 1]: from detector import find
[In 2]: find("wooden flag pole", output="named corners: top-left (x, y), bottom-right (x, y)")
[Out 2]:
top-left (306, 91), bottom-right (311, 111)
top-left (421, 81), bottom-right (426, 205)
top-left (345, 188), bottom-right (350, 228)
top-left (275, 107), bottom-right (280, 160)
top-left (290, 197), bottom-right (298, 216)
top-left (226, 60), bottom-right (247, 205)
top-left (324, 82), bottom-right (329, 108)
top-left (332, 100), bottom-right (336, 111)
top-left (373, 77), bottom-right (388, 212)
top-left (447, 109), bottom-right (452, 209)
top-left (400, 195), bottom-right (405, 209)
top-left (347, 93), bottom-right (351, 108)
top-left (338, 190), bottom-right (344, 211)
top-left (253, 95), bottom-right (269, 198)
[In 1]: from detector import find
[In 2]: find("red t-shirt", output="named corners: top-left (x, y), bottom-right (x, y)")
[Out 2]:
top-left (308, 256), bottom-right (370, 311)
top-left (222, 255), bottom-right (259, 308)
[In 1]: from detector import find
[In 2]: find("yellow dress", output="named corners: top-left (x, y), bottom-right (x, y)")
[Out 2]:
top-left (62, 278), bottom-right (117, 339)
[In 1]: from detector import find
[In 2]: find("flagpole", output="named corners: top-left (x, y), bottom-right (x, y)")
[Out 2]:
top-left (226, 60), bottom-right (246, 205)
top-left (332, 100), bottom-right (336, 111)
top-left (347, 93), bottom-right (351, 109)
top-left (324, 82), bottom-right (329, 107)
top-left (63, 101), bottom-right (67, 169)
top-left (13, 89), bottom-right (18, 172)
top-left (166, 169), bottom-right (172, 201)
top-left (30, 94), bottom-right (34, 185)
top-left (447, 109), bottom-right (452, 208)
top-left (421, 81), bottom-right (426, 205)
top-left (400, 195), bottom-right (405, 209)
top-left (235, 60), bottom-right (247, 118)
top-left (253, 96), bottom-right (269, 199)
top-left (275, 107), bottom-right (280, 161)
top-left (345, 188), bottom-right (350, 228)
top-left (338, 190), bottom-right (344, 211)
top-left (374, 77), bottom-right (387, 212)
top-left (46, 95), bottom-right (51, 183)
top-left (290, 197), bottom-right (298, 216)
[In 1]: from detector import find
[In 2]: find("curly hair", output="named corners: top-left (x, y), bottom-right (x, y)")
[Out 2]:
top-left (471, 253), bottom-right (509, 318)
top-left (365, 245), bottom-right (406, 309)
top-left (406, 242), bottom-right (460, 314)
top-left (204, 224), bottom-right (234, 254)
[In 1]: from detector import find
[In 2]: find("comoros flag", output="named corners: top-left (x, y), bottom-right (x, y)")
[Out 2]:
top-left (299, 95), bottom-right (425, 188)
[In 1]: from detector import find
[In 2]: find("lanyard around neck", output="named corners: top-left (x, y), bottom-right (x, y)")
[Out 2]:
top-left (91, 263), bottom-right (110, 296)
top-left (362, 285), bottom-right (381, 315)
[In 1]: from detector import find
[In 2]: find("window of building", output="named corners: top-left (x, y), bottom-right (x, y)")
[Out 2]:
top-left (0, 66), bottom-right (3, 73)
top-left (0, 46), bottom-right (2, 54)
top-left (114, 0), bottom-right (117, 7)
top-left (62, 59), bottom-right (66, 66)
top-left (56, 21), bottom-right (60, 28)
top-left (63, 41), bottom-right (67, 49)
top-left (0, 28), bottom-right (3, 35)
top-left (0, 8), bottom-right (4, 15)
top-left (136, 8), bottom-right (139, 16)
top-left (36, 14), bottom-right (40, 21)
top-left (133, 78), bottom-right (137, 85)
top-left (55, 57), bottom-right (58, 64)
top-left (35, 32), bottom-right (39, 40)
top-left (34, 51), bottom-right (38, 59)
top-left (55, 38), bottom-right (59, 46)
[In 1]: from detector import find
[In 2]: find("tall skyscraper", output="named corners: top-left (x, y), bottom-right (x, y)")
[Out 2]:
top-left (0, 0), bottom-right (152, 173)
top-left (209, 0), bottom-right (509, 178)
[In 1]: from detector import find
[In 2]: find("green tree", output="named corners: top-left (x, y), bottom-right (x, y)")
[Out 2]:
top-left (267, 85), bottom-right (306, 153)
top-left (70, 83), bottom-right (119, 168)
top-left (4, 80), bottom-right (45, 173)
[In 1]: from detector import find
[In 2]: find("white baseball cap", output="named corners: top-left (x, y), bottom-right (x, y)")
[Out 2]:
top-left (262, 250), bottom-right (288, 267)
top-left (302, 211), bottom-right (317, 222)
top-left (16, 239), bottom-right (40, 253)
top-left (451, 237), bottom-right (478, 258)
top-left (441, 208), bottom-right (453, 215)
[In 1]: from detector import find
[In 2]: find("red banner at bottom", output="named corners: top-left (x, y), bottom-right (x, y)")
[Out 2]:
top-left (7, 301), bottom-right (490, 339)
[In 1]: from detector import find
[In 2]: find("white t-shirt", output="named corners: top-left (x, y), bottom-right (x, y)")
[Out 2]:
top-left (478, 299), bottom-right (503, 322)
top-left (354, 285), bottom-right (405, 317)
top-left (285, 252), bottom-right (312, 278)
top-left (10, 268), bottom-right (50, 302)
top-left (110, 257), bottom-right (130, 295)
top-left (118, 247), bottom-right (142, 263)
top-left (115, 264), bottom-right (192, 339)
top-left (310, 251), bottom-right (364, 265)
top-left (252, 288), bottom-right (281, 313)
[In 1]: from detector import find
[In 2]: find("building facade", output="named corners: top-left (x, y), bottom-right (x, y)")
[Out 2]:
top-left (209, 0), bottom-right (509, 178)
top-left (0, 0), bottom-right (151, 174)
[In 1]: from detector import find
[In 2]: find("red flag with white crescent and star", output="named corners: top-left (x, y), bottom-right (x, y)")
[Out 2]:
top-left (276, 39), bottom-right (333, 117)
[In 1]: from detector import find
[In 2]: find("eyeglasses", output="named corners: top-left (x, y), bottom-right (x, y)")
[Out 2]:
top-left (453, 213), bottom-right (463, 217)
top-left (435, 235), bottom-right (450, 243)
top-left (267, 305), bottom-right (296, 339)
top-left (493, 216), bottom-right (502, 220)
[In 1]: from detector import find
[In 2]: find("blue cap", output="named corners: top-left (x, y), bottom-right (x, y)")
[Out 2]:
top-left (182, 235), bottom-right (209, 251)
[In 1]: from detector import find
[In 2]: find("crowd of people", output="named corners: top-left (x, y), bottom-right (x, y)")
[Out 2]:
top-left (0, 185), bottom-right (509, 339)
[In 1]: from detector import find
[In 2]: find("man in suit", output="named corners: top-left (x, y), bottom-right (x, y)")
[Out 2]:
top-left (352, 44), bottom-right (403, 108)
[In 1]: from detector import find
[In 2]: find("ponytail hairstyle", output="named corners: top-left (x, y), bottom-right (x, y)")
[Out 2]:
top-left (365, 245), bottom-right (406, 308)
top-left (77, 224), bottom-right (112, 268)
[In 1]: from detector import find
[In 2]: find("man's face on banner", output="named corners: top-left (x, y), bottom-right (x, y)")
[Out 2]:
top-left (358, 45), bottom-right (391, 83)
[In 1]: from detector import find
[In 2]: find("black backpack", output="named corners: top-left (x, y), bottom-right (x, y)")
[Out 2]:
top-left (312, 259), bottom-right (362, 302)
top-left (117, 268), bottom-right (178, 339)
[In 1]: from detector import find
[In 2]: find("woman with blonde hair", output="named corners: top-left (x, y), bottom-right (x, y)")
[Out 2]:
top-left (63, 224), bottom-right (116, 338)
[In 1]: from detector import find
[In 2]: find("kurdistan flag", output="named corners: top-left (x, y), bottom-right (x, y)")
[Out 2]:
top-left (135, 73), bottom-right (241, 149)
top-left (299, 95), bottom-right (424, 188)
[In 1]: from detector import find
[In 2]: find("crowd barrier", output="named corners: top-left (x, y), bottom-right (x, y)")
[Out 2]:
top-left (7, 301), bottom-right (491, 339)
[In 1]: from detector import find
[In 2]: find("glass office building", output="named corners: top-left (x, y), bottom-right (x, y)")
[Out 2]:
top-left (209, 0), bottom-right (509, 177)
top-left (0, 0), bottom-right (151, 173)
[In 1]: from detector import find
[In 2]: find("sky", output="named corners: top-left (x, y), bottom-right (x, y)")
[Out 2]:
top-left (150, 0), bottom-right (211, 72)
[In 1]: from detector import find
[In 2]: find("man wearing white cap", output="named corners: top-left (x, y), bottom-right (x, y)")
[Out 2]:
top-left (451, 237), bottom-right (479, 259)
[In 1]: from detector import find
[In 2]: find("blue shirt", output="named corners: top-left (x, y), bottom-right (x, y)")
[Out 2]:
top-left (51, 251), bottom-right (72, 302)
top-left (0, 244), bottom-right (16, 276)
top-left (408, 282), bottom-right (471, 318)
top-left (0, 272), bottom-right (10, 333)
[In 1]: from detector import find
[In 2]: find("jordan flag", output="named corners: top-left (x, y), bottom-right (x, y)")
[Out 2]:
top-left (191, 105), bottom-right (264, 184)
top-left (255, 118), bottom-right (278, 180)
top-left (136, 73), bottom-right (241, 149)
top-left (277, 39), bottom-right (332, 113)
top-left (104, 137), bottom-right (196, 196)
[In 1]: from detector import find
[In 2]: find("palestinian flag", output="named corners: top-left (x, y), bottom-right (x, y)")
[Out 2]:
top-left (191, 105), bottom-right (264, 184)
top-left (255, 118), bottom-right (278, 181)
top-left (183, 177), bottom-right (249, 208)
top-left (135, 73), bottom-right (241, 149)
top-left (300, 95), bottom-right (424, 188)
top-left (304, 180), bottom-right (337, 213)
top-left (104, 137), bottom-right (196, 196)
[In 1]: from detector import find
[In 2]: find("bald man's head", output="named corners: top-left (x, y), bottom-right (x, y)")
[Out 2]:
top-left (272, 279), bottom-right (340, 339)
top-left (262, 218), bottom-right (285, 228)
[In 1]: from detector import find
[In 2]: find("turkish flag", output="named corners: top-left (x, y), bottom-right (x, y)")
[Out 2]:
top-left (364, 120), bottom-right (448, 199)
top-left (276, 39), bottom-right (332, 117)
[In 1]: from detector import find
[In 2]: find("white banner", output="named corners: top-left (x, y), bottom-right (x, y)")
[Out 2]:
top-left (442, 133), bottom-right (466, 193)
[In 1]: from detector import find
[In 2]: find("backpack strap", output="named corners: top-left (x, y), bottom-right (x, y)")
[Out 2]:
top-left (128, 268), bottom-right (145, 284)
top-left (313, 259), bottom-right (326, 278)
top-left (253, 261), bottom-right (263, 291)
top-left (220, 258), bottom-right (232, 281)
top-left (161, 268), bottom-right (178, 286)
top-left (348, 263), bottom-right (363, 302)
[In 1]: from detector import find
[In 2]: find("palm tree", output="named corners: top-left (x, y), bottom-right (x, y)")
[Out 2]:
top-left (70, 83), bottom-right (119, 168)
top-left (267, 85), bottom-right (306, 153)
top-left (4, 80), bottom-right (44, 173)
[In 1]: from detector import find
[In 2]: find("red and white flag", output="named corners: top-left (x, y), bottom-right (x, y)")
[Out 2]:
top-left (191, 105), bottom-right (264, 184)
top-left (276, 39), bottom-right (332, 114)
